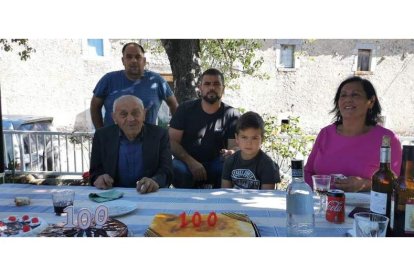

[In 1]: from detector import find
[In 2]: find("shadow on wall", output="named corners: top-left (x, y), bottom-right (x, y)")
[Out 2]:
top-left (73, 109), bottom-right (94, 132)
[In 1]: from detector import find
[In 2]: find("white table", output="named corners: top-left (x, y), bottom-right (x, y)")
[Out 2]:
top-left (0, 183), bottom-right (359, 237)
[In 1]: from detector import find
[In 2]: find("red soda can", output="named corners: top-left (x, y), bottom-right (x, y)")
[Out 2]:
top-left (326, 189), bottom-right (345, 223)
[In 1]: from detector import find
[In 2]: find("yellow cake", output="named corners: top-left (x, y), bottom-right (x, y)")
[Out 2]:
top-left (146, 213), bottom-right (258, 237)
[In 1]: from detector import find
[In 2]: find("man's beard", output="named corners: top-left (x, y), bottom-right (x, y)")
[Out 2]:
top-left (202, 92), bottom-right (221, 104)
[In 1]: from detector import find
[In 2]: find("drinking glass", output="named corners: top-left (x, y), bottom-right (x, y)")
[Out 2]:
top-left (52, 190), bottom-right (75, 216)
top-left (354, 212), bottom-right (389, 237)
top-left (312, 175), bottom-right (331, 215)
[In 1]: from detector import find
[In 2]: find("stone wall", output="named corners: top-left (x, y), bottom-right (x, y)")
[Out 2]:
top-left (225, 39), bottom-right (414, 135)
top-left (1, 39), bottom-right (413, 135)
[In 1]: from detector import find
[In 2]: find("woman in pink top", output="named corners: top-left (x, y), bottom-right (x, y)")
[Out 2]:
top-left (304, 76), bottom-right (402, 192)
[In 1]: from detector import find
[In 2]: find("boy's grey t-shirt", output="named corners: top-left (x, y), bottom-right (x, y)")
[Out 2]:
top-left (222, 150), bottom-right (281, 189)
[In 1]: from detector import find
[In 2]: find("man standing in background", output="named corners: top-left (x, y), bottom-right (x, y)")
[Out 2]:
top-left (90, 42), bottom-right (178, 128)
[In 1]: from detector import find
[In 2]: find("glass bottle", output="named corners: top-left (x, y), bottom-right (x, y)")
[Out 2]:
top-left (391, 145), bottom-right (414, 237)
top-left (370, 135), bottom-right (397, 236)
top-left (286, 159), bottom-right (315, 237)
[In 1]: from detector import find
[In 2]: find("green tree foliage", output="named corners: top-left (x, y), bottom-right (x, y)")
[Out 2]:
top-left (200, 39), bottom-right (268, 89)
top-left (0, 39), bottom-right (35, 61)
top-left (262, 114), bottom-right (315, 188)
top-left (152, 39), bottom-right (268, 102)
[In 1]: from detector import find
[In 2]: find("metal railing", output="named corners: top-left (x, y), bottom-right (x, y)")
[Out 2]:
top-left (2, 130), bottom-right (414, 178)
top-left (3, 130), bottom-right (94, 176)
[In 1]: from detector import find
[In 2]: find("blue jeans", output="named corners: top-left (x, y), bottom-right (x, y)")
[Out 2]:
top-left (172, 157), bottom-right (223, 189)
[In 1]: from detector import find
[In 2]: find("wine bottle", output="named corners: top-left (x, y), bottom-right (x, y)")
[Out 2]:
top-left (391, 145), bottom-right (414, 237)
top-left (370, 136), bottom-right (397, 225)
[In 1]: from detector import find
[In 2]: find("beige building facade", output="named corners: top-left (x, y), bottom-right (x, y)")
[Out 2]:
top-left (1, 39), bottom-right (413, 135)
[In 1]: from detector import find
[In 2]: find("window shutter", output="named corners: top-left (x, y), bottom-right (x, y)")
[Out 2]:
top-left (280, 45), bottom-right (294, 68)
top-left (87, 39), bottom-right (104, 57)
top-left (357, 49), bottom-right (371, 71)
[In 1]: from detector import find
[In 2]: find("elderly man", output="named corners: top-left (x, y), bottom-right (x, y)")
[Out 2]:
top-left (89, 95), bottom-right (173, 194)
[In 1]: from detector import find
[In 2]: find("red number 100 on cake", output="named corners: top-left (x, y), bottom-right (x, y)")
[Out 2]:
top-left (147, 212), bottom-right (258, 237)
top-left (179, 211), bottom-right (217, 227)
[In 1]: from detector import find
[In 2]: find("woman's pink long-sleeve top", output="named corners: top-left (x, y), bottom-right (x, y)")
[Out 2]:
top-left (304, 124), bottom-right (402, 188)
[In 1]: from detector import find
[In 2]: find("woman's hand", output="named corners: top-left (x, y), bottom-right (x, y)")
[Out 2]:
top-left (334, 176), bottom-right (371, 192)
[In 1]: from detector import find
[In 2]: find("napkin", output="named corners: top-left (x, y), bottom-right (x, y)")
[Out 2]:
top-left (344, 192), bottom-right (370, 206)
top-left (89, 189), bottom-right (124, 203)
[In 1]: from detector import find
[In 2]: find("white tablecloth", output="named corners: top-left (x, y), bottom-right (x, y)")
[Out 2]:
top-left (0, 183), bottom-right (357, 237)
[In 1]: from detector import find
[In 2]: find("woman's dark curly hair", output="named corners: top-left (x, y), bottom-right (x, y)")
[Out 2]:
top-left (330, 76), bottom-right (382, 126)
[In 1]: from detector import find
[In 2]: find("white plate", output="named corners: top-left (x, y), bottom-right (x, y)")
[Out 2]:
top-left (75, 200), bottom-right (137, 217)
top-left (345, 193), bottom-right (370, 206)
top-left (0, 216), bottom-right (48, 237)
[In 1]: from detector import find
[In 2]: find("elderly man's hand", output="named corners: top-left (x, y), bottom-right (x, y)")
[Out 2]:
top-left (93, 174), bottom-right (114, 190)
top-left (136, 177), bottom-right (159, 194)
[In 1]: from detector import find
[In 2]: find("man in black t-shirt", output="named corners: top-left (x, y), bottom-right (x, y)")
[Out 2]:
top-left (169, 68), bottom-right (240, 188)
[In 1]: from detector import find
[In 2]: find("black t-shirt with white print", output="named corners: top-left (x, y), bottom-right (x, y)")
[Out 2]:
top-left (169, 99), bottom-right (240, 163)
top-left (222, 150), bottom-right (281, 189)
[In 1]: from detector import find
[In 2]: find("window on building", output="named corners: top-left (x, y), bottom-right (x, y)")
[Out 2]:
top-left (353, 43), bottom-right (377, 75)
top-left (279, 45), bottom-right (295, 68)
top-left (82, 39), bottom-right (109, 59)
top-left (87, 39), bottom-right (104, 56)
top-left (275, 40), bottom-right (302, 71)
top-left (357, 49), bottom-right (372, 71)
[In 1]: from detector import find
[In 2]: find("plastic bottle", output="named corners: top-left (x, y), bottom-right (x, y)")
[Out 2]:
top-left (286, 159), bottom-right (315, 237)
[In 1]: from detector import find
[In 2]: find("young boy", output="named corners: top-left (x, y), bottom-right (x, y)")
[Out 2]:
top-left (221, 111), bottom-right (281, 190)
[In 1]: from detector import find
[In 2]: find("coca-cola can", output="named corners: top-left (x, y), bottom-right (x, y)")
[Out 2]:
top-left (326, 189), bottom-right (345, 223)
